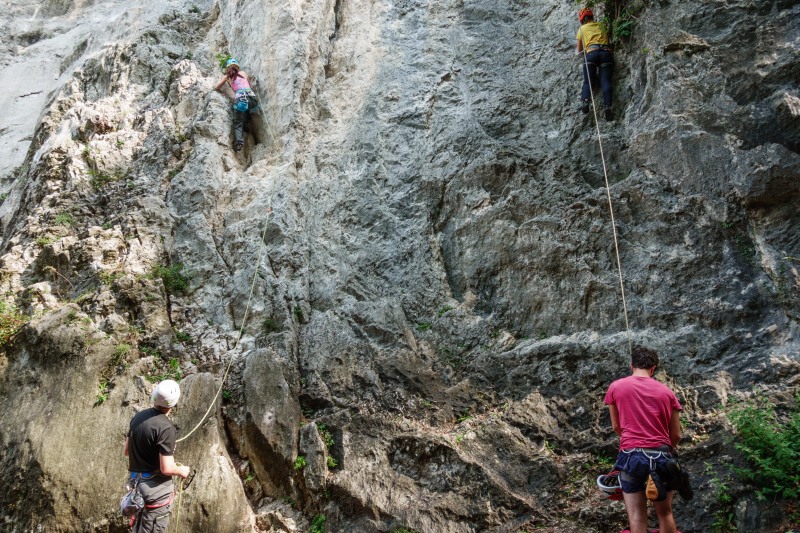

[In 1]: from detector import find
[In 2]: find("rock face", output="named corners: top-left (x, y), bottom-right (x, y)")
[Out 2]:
top-left (0, 0), bottom-right (797, 532)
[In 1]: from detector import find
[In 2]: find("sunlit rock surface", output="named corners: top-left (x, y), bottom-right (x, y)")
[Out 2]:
top-left (0, 0), bottom-right (797, 531)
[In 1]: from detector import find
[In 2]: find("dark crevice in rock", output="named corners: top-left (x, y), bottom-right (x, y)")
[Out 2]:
top-left (242, 412), bottom-right (295, 497)
top-left (331, 0), bottom-right (343, 42)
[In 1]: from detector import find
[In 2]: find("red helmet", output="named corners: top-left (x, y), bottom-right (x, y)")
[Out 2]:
top-left (579, 8), bottom-right (594, 23)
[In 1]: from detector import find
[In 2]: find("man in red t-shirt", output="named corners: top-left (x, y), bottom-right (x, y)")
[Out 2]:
top-left (604, 346), bottom-right (682, 533)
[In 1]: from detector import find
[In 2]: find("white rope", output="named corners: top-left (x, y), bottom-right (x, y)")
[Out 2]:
top-left (253, 87), bottom-right (278, 147)
top-left (171, 479), bottom-right (184, 533)
top-left (175, 66), bottom-right (282, 446)
top-left (581, 47), bottom-right (633, 354)
top-left (176, 180), bottom-right (276, 444)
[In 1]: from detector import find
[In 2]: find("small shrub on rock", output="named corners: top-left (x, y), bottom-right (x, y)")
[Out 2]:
top-left (309, 514), bottom-right (325, 533)
top-left (263, 317), bottom-right (281, 334)
top-left (151, 263), bottom-right (190, 295)
top-left (0, 301), bottom-right (28, 345)
top-left (54, 212), bottom-right (75, 227)
top-left (728, 395), bottom-right (800, 501)
top-left (216, 52), bottom-right (233, 71)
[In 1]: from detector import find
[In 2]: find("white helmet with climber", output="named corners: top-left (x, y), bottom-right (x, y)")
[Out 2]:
top-left (151, 379), bottom-right (181, 409)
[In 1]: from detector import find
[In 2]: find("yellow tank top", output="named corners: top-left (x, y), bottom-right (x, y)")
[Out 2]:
top-left (576, 22), bottom-right (609, 49)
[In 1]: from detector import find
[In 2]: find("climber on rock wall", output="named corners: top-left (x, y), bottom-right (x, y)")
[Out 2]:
top-left (213, 58), bottom-right (259, 152)
top-left (576, 7), bottom-right (614, 121)
top-left (124, 380), bottom-right (191, 533)
top-left (604, 347), bottom-right (683, 533)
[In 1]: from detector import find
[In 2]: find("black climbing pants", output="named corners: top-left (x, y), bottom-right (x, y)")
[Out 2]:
top-left (233, 108), bottom-right (250, 146)
top-left (232, 95), bottom-right (258, 146)
top-left (581, 49), bottom-right (614, 108)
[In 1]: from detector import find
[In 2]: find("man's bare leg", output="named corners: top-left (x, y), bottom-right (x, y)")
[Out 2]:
top-left (622, 491), bottom-right (649, 533)
top-left (654, 492), bottom-right (677, 533)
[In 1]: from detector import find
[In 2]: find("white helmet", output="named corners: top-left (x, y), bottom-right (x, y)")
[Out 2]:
top-left (152, 379), bottom-right (181, 408)
top-left (597, 470), bottom-right (623, 500)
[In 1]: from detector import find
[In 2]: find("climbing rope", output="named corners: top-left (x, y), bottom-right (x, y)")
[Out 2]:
top-left (169, 176), bottom-right (278, 531)
top-left (581, 49), bottom-right (633, 354)
top-left (166, 63), bottom-right (285, 533)
top-left (172, 479), bottom-right (185, 533)
top-left (176, 176), bottom-right (277, 444)
top-left (174, 76), bottom-right (282, 446)
top-left (253, 85), bottom-right (278, 147)
top-left (170, 465), bottom-right (197, 533)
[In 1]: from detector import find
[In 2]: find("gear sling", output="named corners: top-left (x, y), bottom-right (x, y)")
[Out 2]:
top-left (120, 472), bottom-right (175, 528)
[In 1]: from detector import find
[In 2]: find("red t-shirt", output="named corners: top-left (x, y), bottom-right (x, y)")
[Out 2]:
top-left (604, 375), bottom-right (682, 450)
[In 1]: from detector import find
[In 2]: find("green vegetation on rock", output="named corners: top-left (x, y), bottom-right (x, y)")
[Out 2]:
top-left (580, 0), bottom-right (649, 44)
top-left (728, 395), bottom-right (800, 501)
top-left (309, 514), bottom-right (326, 533)
top-left (0, 301), bottom-right (28, 345)
top-left (152, 263), bottom-right (190, 295)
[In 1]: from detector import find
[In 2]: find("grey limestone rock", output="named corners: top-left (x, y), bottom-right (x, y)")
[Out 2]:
top-left (0, 0), bottom-right (798, 531)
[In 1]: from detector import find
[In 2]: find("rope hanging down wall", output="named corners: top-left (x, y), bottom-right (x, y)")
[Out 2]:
top-left (176, 178), bottom-right (278, 443)
top-left (167, 58), bottom-right (285, 531)
top-left (175, 84), bottom-right (281, 444)
top-left (581, 49), bottom-right (632, 354)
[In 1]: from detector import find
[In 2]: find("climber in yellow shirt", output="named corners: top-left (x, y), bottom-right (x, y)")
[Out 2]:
top-left (576, 8), bottom-right (615, 121)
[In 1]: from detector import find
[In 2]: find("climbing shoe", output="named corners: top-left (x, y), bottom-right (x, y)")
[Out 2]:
top-left (581, 99), bottom-right (590, 114)
top-left (233, 141), bottom-right (244, 152)
top-left (604, 106), bottom-right (614, 121)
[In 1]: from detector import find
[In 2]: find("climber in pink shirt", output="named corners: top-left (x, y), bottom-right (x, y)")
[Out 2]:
top-left (214, 58), bottom-right (258, 152)
top-left (605, 346), bottom-right (683, 533)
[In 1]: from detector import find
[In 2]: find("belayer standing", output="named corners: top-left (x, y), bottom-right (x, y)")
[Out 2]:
top-left (214, 58), bottom-right (258, 152)
top-left (124, 379), bottom-right (191, 533)
top-left (576, 8), bottom-right (614, 121)
top-left (604, 347), bottom-right (682, 533)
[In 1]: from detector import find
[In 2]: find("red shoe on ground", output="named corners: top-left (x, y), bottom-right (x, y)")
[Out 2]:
top-left (620, 530), bottom-right (668, 533)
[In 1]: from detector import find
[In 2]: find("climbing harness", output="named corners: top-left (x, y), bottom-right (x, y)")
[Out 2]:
top-left (581, 46), bottom-right (632, 354)
top-left (120, 477), bottom-right (145, 518)
top-left (233, 89), bottom-right (255, 113)
top-left (618, 447), bottom-right (670, 501)
top-left (121, 473), bottom-right (176, 528)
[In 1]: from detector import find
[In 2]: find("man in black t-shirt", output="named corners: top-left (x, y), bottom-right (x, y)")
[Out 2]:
top-left (124, 380), bottom-right (190, 533)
